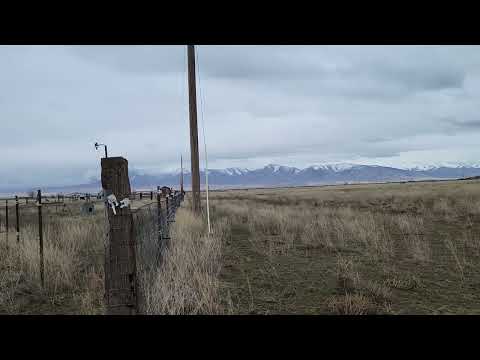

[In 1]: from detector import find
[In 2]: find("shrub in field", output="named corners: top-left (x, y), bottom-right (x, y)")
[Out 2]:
top-left (326, 294), bottom-right (375, 315)
top-left (392, 214), bottom-right (430, 263)
top-left (336, 256), bottom-right (360, 293)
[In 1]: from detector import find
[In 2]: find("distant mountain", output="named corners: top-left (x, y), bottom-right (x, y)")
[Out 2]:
top-left (92, 163), bottom-right (480, 190)
top-left (4, 162), bottom-right (480, 194)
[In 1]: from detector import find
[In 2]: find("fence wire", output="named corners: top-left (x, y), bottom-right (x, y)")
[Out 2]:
top-left (0, 189), bottom-right (184, 313)
top-left (131, 191), bottom-right (184, 313)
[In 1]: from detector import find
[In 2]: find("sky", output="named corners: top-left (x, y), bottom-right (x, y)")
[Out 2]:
top-left (2, 45), bottom-right (480, 188)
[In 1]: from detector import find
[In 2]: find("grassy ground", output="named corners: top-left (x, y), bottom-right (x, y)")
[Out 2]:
top-left (2, 180), bottom-right (479, 314)
top-left (0, 197), bottom-right (223, 315)
top-left (211, 180), bottom-right (480, 314)
top-left (137, 200), bottom-right (227, 314)
top-left (0, 200), bottom-right (106, 314)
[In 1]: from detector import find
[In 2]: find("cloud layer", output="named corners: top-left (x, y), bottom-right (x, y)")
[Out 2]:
top-left (2, 45), bottom-right (480, 187)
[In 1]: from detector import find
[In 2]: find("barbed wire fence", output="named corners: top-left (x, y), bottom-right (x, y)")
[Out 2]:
top-left (0, 191), bottom-right (109, 288)
top-left (132, 188), bottom-right (185, 313)
top-left (0, 183), bottom-right (185, 314)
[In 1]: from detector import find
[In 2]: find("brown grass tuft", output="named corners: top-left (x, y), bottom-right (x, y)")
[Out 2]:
top-left (326, 293), bottom-right (375, 315)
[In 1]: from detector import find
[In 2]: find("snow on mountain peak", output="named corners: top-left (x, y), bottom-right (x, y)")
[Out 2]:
top-left (170, 162), bottom-right (480, 177)
top-left (328, 163), bottom-right (359, 171)
top-left (265, 164), bottom-right (282, 172)
top-left (307, 163), bottom-right (359, 172)
top-left (408, 164), bottom-right (439, 171)
top-left (265, 164), bottom-right (301, 173)
top-left (218, 167), bottom-right (250, 176)
top-left (405, 162), bottom-right (480, 171)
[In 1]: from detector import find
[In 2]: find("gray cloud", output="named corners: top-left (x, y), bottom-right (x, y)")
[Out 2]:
top-left (2, 45), bottom-right (480, 189)
top-left (444, 117), bottom-right (480, 129)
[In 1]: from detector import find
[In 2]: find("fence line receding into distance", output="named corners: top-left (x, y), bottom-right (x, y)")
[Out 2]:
top-left (0, 182), bottom-right (185, 308)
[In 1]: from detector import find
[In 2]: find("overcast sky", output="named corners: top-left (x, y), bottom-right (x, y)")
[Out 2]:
top-left (2, 45), bottom-right (480, 187)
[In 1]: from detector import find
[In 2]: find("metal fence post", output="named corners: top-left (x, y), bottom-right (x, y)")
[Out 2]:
top-left (37, 190), bottom-right (44, 288)
top-left (166, 195), bottom-right (169, 222)
top-left (157, 186), bottom-right (162, 244)
top-left (5, 199), bottom-right (9, 242)
top-left (15, 195), bottom-right (20, 243)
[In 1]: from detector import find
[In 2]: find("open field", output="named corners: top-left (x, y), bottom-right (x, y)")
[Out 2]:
top-left (2, 179), bottom-right (479, 314)
top-left (210, 179), bottom-right (480, 314)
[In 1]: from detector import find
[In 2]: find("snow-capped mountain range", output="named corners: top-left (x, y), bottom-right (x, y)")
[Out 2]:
top-left (5, 162), bottom-right (480, 194)
top-left (44, 162), bottom-right (480, 192)
top-left (127, 162), bottom-right (480, 190)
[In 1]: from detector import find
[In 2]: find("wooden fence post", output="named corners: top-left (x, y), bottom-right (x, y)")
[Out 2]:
top-left (37, 190), bottom-right (44, 288)
top-left (15, 195), bottom-right (20, 243)
top-left (101, 157), bottom-right (137, 315)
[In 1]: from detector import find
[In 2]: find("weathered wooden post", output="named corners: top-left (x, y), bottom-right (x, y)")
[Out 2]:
top-left (15, 195), bottom-right (20, 243)
top-left (187, 45), bottom-right (201, 214)
top-left (101, 157), bottom-right (137, 315)
top-left (37, 190), bottom-right (44, 288)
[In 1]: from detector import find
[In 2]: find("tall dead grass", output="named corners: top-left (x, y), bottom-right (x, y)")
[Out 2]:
top-left (215, 201), bottom-right (397, 261)
top-left (210, 181), bottom-right (480, 314)
top-left (330, 255), bottom-right (392, 314)
top-left (0, 197), bottom-right (231, 315)
top-left (0, 214), bottom-right (105, 314)
top-left (139, 208), bottom-right (230, 314)
top-left (392, 214), bottom-right (430, 262)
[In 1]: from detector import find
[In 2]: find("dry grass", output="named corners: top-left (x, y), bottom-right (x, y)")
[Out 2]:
top-left (2, 180), bottom-right (480, 314)
top-left (392, 214), bottom-right (430, 262)
top-left (326, 294), bottom-right (375, 315)
top-left (336, 256), bottom-right (360, 292)
top-left (212, 179), bottom-right (480, 314)
top-left (333, 255), bottom-right (392, 314)
top-left (216, 201), bottom-right (398, 261)
top-left (0, 208), bottom-right (105, 314)
top-left (0, 197), bottom-right (231, 315)
top-left (138, 207), bottom-right (230, 314)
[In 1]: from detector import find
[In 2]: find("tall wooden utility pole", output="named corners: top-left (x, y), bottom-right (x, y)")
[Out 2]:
top-left (187, 45), bottom-right (201, 214)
